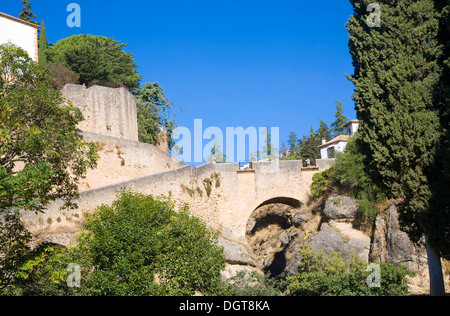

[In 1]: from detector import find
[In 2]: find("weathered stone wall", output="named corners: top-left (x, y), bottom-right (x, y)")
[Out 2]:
top-left (22, 159), bottom-right (333, 247)
top-left (62, 84), bottom-right (138, 141)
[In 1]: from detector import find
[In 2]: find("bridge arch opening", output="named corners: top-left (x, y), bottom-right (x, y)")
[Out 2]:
top-left (245, 197), bottom-right (302, 278)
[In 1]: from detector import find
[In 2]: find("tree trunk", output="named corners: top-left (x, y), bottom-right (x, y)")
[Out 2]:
top-left (425, 235), bottom-right (446, 296)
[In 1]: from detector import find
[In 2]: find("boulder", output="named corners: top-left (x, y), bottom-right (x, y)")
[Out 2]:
top-left (309, 223), bottom-right (370, 263)
top-left (218, 237), bottom-right (258, 267)
top-left (322, 195), bottom-right (359, 221)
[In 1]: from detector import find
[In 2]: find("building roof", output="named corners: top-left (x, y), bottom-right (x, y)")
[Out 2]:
top-left (0, 11), bottom-right (40, 29)
top-left (344, 120), bottom-right (359, 128)
top-left (318, 135), bottom-right (351, 148)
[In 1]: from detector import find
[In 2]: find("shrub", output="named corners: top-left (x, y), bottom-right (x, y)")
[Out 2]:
top-left (14, 190), bottom-right (228, 296)
top-left (310, 169), bottom-right (330, 198)
top-left (46, 61), bottom-right (79, 89)
top-left (286, 244), bottom-right (411, 296)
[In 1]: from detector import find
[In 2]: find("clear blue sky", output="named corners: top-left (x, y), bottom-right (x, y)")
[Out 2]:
top-left (1, 0), bottom-right (357, 161)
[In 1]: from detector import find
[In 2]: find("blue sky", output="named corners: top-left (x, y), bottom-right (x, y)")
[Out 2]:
top-left (1, 0), bottom-right (357, 162)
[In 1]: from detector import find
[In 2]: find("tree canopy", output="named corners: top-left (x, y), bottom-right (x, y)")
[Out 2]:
top-left (18, 0), bottom-right (37, 24)
top-left (49, 35), bottom-right (142, 89)
top-left (346, 0), bottom-right (449, 294)
top-left (133, 82), bottom-right (178, 150)
top-left (0, 43), bottom-right (98, 213)
top-left (11, 191), bottom-right (228, 296)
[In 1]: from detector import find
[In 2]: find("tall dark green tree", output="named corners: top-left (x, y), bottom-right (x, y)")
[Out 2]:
top-left (317, 119), bottom-right (331, 142)
top-left (38, 20), bottom-right (48, 68)
top-left (330, 101), bottom-right (348, 138)
top-left (18, 0), bottom-right (37, 24)
top-left (300, 126), bottom-right (320, 160)
top-left (49, 35), bottom-right (142, 89)
top-left (287, 131), bottom-right (299, 157)
top-left (133, 82), bottom-right (178, 150)
top-left (346, 0), bottom-right (448, 295)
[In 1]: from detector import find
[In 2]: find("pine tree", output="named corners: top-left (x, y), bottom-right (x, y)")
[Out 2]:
top-left (206, 137), bottom-right (226, 163)
top-left (18, 0), bottom-right (37, 24)
top-left (38, 20), bottom-right (48, 67)
top-left (300, 125), bottom-right (320, 161)
top-left (317, 119), bottom-right (331, 142)
top-left (287, 131), bottom-right (298, 157)
top-left (346, 0), bottom-right (448, 295)
top-left (330, 101), bottom-right (348, 138)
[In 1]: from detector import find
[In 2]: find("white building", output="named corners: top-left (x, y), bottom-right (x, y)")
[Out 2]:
top-left (319, 120), bottom-right (359, 159)
top-left (0, 11), bottom-right (39, 62)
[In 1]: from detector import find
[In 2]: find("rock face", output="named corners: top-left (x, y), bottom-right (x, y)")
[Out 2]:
top-left (309, 223), bottom-right (371, 264)
top-left (322, 195), bottom-right (359, 221)
top-left (218, 237), bottom-right (258, 267)
top-left (242, 195), bottom-right (437, 294)
top-left (371, 202), bottom-right (429, 293)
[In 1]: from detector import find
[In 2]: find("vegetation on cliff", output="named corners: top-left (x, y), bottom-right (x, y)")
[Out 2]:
top-left (6, 191), bottom-right (228, 296)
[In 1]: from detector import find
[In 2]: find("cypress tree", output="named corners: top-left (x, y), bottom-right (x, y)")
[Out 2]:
top-left (18, 0), bottom-right (37, 24)
top-left (346, 0), bottom-right (448, 294)
top-left (38, 20), bottom-right (48, 67)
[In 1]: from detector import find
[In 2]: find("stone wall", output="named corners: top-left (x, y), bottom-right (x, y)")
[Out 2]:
top-left (22, 160), bottom-right (329, 246)
top-left (62, 84), bottom-right (138, 141)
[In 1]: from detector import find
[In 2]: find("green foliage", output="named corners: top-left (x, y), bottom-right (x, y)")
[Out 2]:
top-left (310, 169), bottom-right (330, 198)
top-left (18, 0), bottom-right (37, 24)
top-left (346, 0), bottom-right (449, 256)
top-left (38, 20), bottom-right (48, 68)
top-left (286, 244), bottom-right (411, 296)
top-left (13, 191), bottom-right (228, 296)
top-left (48, 35), bottom-right (142, 89)
top-left (330, 101), bottom-right (348, 138)
top-left (228, 271), bottom-right (286, 296)
top-left (329, 136), bottom-right (386, 223)
top-left (0, 211), bottom-right (32, 294)
top-left (133, 82), bottom-right (178, 150)
top-left (0, 43), bottom-right (98, 213)
top-left (317, 119), bottom-right (331, 142)
top-left (206, 138), bottom-right (226, 163)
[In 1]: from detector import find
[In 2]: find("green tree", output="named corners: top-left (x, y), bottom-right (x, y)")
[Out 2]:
top-left (286, 244), bottom-right (411, 296)
top-left (133, 82), bottom-right (178, 150)
top-left (0, 43), bottom-right (98, 213)
top-left (316, 119), bottom-right (331, 142)
top-left (346, 0), bottom-right (448, 295)
top-left (299, 126), bottom-right (320, 161)
top-left (18, 0), bottom-right (37, 24)
top-left (49, 35), bottom-right (142, 89)
top-left (206, 137), bottom-right (226, 163)
top-left (258, 126), bottom-right (278, 160)
top-left (287, 131), bottom-right (300, 159)
top-left (14, 191), bottom-right (228, 296)
top-left (330, 101), bottom-right (348, 138)
top-left (0, 43), bottom-right (98, 293)
top-left (38, 20), bottom-right (48, 68)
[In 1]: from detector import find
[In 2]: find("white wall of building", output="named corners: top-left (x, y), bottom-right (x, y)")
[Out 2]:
top-left (320, 141), bottom-right (348, 159)
top-left (346, 122), bottom-right (360, 136)
top-left (0, 14), bottom-right (38, 62)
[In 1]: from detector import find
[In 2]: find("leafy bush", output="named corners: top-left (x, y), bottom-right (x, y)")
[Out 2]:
top-left (310, 169), bottom-right (330, 198)
top-left (14, 191), bottom-right (228, 296)
top-left (310, 135), bottom-right (386, 223)
top-left (49, 35), bottom-right (142, 89)
top-left (228, 271), bottom-right (286, 296)
top-left (286, 244), bottom-right (411, 296)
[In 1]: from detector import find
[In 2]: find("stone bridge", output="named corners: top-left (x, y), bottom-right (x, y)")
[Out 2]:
top-left (22, 158), bottom-right (333, 246)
